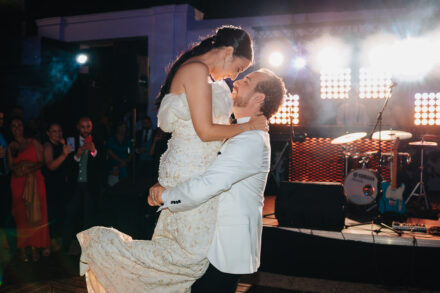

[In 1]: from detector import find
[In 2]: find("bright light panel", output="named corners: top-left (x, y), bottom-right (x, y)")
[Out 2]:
top-left (270, 94), bottom-right (300, 125)
top-left (359, 67), bottom-right (392, 99)
top-left (268, 51), bottom-right (284, 67)
top-left (414, 92), bottom-right (440, 126)
top-left (306, 35), bottom-right (352, 73)
top-left (320, 68), bottom-right (351, 99)
top-left (362, 34), bottom-right (440, 81)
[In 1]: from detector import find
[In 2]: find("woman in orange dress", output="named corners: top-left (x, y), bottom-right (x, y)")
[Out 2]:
top-left (7, 117), bottom-right (50, 262)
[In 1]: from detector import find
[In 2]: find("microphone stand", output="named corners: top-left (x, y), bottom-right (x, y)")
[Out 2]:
top-left (368, 90), bottom-right (393, 181)
top-left (265, 98), bottom-right (295, 219)
top-left (362, 83), bottom-right (401, 235)
top-left (365, 85), bottom-right (393, 212)
top-left (269, 101), bottom-right (294, 189)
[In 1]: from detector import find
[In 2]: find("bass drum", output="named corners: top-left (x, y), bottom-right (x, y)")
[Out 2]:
top-left (343, 169), bottom-right (378, 205)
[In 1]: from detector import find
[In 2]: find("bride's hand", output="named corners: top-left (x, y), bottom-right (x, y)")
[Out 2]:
top-left (246, 114), bottom-right (269, 132)
top-left (148, 182), bottom-right (165, 206)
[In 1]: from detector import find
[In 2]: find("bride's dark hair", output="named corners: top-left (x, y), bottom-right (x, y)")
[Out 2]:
top-left (155, 25), bottom-right (253, 108)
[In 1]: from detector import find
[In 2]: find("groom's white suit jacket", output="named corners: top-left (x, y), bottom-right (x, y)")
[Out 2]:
top-left (160, 117), bottom-right (270, 274)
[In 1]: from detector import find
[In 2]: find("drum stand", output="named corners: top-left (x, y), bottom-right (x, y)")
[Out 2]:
top-left (405, 143), bottom-right (430, 209)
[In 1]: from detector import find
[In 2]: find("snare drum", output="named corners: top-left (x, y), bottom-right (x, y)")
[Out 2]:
top-left (343, 169), bottom-right (378, 205)
top-left (347, 153), bottom-right (371, 170)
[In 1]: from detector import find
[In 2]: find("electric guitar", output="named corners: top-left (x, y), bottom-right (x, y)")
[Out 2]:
top-left (379, 138), bottom-right (406, 215)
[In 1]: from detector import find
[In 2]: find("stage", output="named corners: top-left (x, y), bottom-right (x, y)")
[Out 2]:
top-left (258, 195), bottom-right (440, 292)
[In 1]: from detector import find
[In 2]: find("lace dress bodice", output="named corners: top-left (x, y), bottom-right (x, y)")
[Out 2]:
top-left (157, 80), bottom-right (233, 188)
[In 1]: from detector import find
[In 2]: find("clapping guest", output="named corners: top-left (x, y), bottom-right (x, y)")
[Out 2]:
top-left (7, 117), bottom-right (50, 262)
top-left (43, 123), bottom-right (72, 251)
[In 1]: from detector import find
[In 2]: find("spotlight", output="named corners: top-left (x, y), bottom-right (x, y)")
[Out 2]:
top-left (363, 35), bottom-right (437, 81)
top-left (269, 94), bottom-right (300, 125)
top-left (293, 57), bottom-right (307, 69)
top-left (307, 35), bottom-right (352, 72)
top-left (76, 54), bottom-right (88, 65)
top-left (414, 92), bottom-right (440, 126)
top-left (268, 51), bottom-right (284, 67)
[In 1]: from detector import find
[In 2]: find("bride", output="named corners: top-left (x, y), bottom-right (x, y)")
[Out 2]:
top-left (77, 25), bottom-right (267, 292)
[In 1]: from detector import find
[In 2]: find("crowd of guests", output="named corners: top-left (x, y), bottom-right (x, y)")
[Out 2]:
top-left (0, 106), bottom-right (168, 263)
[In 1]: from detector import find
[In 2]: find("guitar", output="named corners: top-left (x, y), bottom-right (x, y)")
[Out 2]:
top-left (378, 138), bottom-right (406, 215)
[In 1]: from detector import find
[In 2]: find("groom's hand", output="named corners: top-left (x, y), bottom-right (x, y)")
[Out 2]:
top-left (148, 182), bottom-right (165, 206)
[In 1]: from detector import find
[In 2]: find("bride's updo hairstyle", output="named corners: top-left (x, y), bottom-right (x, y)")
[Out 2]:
top-left (156, 25), bottom-right (253, 108)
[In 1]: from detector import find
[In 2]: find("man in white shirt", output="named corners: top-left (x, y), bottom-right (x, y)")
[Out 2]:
top-left (149, 68), bottom-right (286, 293)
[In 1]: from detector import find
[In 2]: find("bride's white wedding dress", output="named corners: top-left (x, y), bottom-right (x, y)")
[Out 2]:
top-left (77, 80), bottom-right (233, 293)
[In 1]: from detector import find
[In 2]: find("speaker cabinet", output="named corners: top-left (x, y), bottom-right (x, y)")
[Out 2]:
top-left (275, 181), bottom-right (346, 231)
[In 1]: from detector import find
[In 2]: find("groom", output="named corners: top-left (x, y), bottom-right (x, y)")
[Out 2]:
top-left (149, 68), bottom-right (286, 292)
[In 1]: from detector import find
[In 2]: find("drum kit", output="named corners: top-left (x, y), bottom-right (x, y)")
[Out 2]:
top-left (331, 130), bottom-right (438, 208)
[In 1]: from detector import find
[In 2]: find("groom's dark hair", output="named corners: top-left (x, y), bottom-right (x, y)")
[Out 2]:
top-left (254, 69), bottom-right (286, 119)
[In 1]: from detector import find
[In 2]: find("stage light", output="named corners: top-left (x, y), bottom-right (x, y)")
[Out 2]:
top-left (76, 54), bottom-right (88, 65)
top-left (361, 31), bottom-right (440, 82)
top-left (391, 37), bottom-right (436, 81)
top-left (364, 43), bottom-right (395, 71)
top-left (317, 47), bottom-right (343, 70)
top-left (307, 36), bottom-right (352, 73)
top-left (293, 57), bottom-right (307, 69)
top-left (268, 51), bottom-right (284, 67)
top-left (270, 94), bottom-right (300, 125)
top-left (320, 69), bottom-right (351, 99)
top-left (414, 92), bottom-right (440, 126)
top-left (359, 67), bottom-right (392, 99)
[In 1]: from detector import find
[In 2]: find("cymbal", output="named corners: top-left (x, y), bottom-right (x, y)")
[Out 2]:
top-left (331, 132), bottom-right (367, 144)
top-left (408, 141), bottom-right (438, 147)
top-left (372, 130), bottom-right (412, 141)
